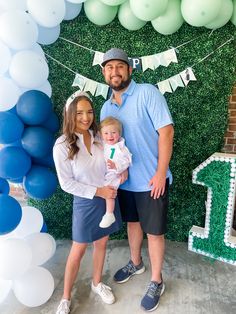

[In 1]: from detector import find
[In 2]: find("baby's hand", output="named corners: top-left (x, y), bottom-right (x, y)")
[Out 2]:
top-left (107, 159), bottom-right (117, 170)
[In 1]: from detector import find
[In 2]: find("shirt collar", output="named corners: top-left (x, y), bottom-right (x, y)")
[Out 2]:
top-left (109, 79), bottom-right (136, 104)
top-left (75, 129), bottom-right (95, 144)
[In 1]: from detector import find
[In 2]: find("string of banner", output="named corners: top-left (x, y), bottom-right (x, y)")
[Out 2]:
top-left (45, 34), bottom-right (234, 99)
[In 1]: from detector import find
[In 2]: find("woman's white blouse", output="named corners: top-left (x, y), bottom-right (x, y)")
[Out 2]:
top-left (53, 131), bottom-right (106, 199)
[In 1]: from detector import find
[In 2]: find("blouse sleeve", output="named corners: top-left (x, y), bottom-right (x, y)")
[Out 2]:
top-left (53, 140), bottom-right (97, 199)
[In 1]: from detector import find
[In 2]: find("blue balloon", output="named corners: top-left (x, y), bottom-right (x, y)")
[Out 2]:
top-left (4, 139), bottom-right (22, 148)
top-left (21, 126), bottom-right (55, 158)
top-left (0, 178), bottom-right (10, 194)
top-left (0, 147), bottom-right (31, 180)
top-left (8, 177), bottom-right (24, 184)
top-left (40, 221), bottom-right (48, 233)
top-left (16, 90), bottom-right (53, 125)
top-left (0, 111), bottom-right (24, 144)
top-left (7, 105), bottom-right (17, 114)
top-left (32, 153), bottom-right (55, 168)
top-left (0, 194), bottom-right (22, 235)
top-left (41, 112), bottom-right (60, 133)
top-left (23, 165), bottom-right (58, 200)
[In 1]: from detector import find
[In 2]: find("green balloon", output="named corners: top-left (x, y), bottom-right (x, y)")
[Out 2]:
top-left (181, 0), bottom-right (222, 27)
top-left (151, 0), bottom-right (184, 35)
top-left (230, 0), bottom-right (236, 26)
top-left (84, 0), bottom-right (118, 26)
top-left (130, 0), bottom-right (168, 21)
top-left (100, 0), bottom-right (126, 5)
top-left (118, 1), bottom-right (147, 31)
top-left (206, 0), bottom-right (233, 29)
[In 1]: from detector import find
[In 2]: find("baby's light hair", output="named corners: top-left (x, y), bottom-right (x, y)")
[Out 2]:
top-left (100, 116), bottom-right (122, 135)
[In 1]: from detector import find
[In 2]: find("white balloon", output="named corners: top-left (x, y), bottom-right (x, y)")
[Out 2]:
top-left (0, 76), bottom-right (21, 111)
top-left (13, 206), bottom-right (44, 238)
top-left (0, 278), bottom-right (12, 303)
top-left (0, 10), bottom-right (38, 50)
top-left (37, 24), bottom-right (60, 45)
top-left (0, 40), bottom-right (11, 75)
top-left (22, 80), bottom-right (52, 97)
top-left (25, 233), bottom-right (56, 266)
top-left (64, 1), bottom-right (82, 21)
top-left (0, 238), bottom-right (32, 280)
top-left (27, 0), bottom-right (66, 27)
top-left (9, 50), bottom-right (49, 88)
top-left (13, 266), bottom-right (54, 307)
top-left (0, 0), bottom-right (27, 12)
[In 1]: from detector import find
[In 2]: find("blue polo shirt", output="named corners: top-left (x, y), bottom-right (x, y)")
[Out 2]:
top-left (100, 80), bottom-right (173, 192)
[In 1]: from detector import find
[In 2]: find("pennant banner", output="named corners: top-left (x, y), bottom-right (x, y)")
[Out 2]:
top-left (72, 73), bottom-right (109, 99)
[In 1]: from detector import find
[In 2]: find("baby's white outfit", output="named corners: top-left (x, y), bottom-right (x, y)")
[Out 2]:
top-left (100, 137), bottom-right (132, 228)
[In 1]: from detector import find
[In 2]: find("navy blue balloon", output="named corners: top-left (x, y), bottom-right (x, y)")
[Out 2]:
top-left (0, 147), bottom-right (31, 180)
top-left (0, 111), bottom-right (24, 144)
top-left (41, 112), bottom-right (60, 133)
top-left (21, 126), bottom-right (55, 158)
top-left (0, 194), bottom-right (22, 235)
top-left (32, 153), bottom-right (55, 168)
top-left (0, 178), bottom-right (10, 194)
top-left (16, 90), bottom-right (53, 125)
top-left (40, 221), bottom-right (48, 233)
top-left (23, 165), bottom-right (57, 200)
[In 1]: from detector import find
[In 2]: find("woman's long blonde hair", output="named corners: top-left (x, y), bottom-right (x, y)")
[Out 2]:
top-left (62, 95), bottom-right (98, 159)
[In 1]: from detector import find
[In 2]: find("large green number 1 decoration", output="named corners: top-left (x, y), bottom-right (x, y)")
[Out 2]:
top-left (188, 153), bottom-right (236, 265)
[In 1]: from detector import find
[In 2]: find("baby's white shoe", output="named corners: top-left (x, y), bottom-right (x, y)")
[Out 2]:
top-left (99, 213), bottom-right (116, 228)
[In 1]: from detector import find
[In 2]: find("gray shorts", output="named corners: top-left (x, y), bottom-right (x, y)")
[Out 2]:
top-left (117, 179), bottom-right (169, 235)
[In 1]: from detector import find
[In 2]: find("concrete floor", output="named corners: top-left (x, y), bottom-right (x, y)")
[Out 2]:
top-left (1, 239), bottom-right (236, 314)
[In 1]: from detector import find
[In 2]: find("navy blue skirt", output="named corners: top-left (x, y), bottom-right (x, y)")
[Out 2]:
top-left (72, 196), bottom-right (122, 243)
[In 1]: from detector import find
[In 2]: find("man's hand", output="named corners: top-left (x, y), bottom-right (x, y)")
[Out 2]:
top-left (149, 172), bottom-right (166, 199)
top-left (119, 169), bottom-right (128, 184)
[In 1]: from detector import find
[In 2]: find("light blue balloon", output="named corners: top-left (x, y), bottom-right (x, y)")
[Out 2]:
top-left (64, 1), bottom-right (82, 21)
top-left (37, 24), bottom-right (60, 45)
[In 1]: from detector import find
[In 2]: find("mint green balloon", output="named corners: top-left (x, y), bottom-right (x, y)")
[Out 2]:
top-left (151, 0), bottom-right (184, 35)
top-left (181, 0), bottom-right (222, 27)
top-left (100, 0), bottom-right (126, 5)
top-left (130, 0), bottom-right (168, 21)
top-left (118, 1), bottom-right (146, 31)
top-left (206, 0), bottom-right (233, 29)
top-left (230, 0), bottom-right (236, 26)
top-left (84, 0), bottom-right (118, 26)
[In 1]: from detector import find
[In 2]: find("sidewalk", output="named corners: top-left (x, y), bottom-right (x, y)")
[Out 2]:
top-left (1, 239), bottom-right (236, 314)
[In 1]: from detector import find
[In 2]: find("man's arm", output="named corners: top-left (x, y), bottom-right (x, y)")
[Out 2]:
top-left (149, 124), bottom-right (174, 199)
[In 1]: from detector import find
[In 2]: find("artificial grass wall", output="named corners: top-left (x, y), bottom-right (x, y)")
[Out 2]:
top-left (29, 14), bottom-right (236, 242)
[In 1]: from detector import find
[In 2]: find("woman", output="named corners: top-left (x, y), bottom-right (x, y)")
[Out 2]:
top-left (53, 91), bottom-right (122, 314)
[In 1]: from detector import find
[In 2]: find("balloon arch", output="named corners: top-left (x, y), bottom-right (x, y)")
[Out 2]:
top-left (0, 0), bottom-right (236, 309)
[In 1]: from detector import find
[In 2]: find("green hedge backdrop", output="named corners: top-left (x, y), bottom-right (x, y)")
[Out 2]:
top-left (29, 13), bottom-right (236, 242)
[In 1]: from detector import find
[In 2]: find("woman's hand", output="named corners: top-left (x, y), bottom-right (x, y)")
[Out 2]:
top-left (96, 186), bottom-right (117, 199)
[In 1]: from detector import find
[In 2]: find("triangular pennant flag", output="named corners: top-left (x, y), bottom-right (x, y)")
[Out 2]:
top-left (72, 73), bottom-right (88, 90)
top-left (141, 55), bottom-right (155, 72)
top-left (95, 83), bottom-right (109, 99)
top-left (92, 51), bottom-right (104, 66)
top-left (84, 79), bottom-right (98, 96)
top-left (161, 48), bottom-right (178, 67)
top-left (152, 53), bottom-right (161, 69)
top-left (180, 67), bottom-right (197, 86)
top-left (169, 74), bottom-right (185, 92)
top-left (157, 80), bottom-right (172, 94)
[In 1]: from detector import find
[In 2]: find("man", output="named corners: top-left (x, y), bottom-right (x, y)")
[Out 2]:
top-left (100, 48), bottom-right (174, 312)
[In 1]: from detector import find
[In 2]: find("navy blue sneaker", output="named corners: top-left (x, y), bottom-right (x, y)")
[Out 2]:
top-left (141, 280), bottom-right (165, 312)
top-left (113, 259), bottom-right (145, 283)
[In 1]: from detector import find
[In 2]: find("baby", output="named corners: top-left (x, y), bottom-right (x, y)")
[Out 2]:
top-left (99, 117), bottom-right (132, 228)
